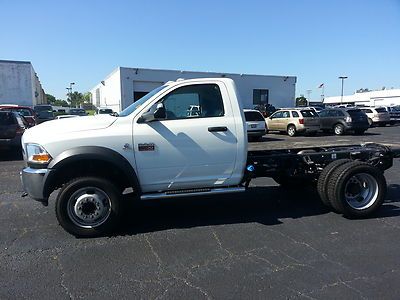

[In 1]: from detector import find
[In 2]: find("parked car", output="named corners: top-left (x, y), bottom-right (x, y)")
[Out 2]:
top-left (55, 115), bottom-right (80, 120)
top-left (243, 109), bottom-right (267, 141)
top-left (359, 107), bottom-right (390, 127)
top-left (318, 108), bottom-right (369, 135)
top-left (0, 111), bottom-right (26, 150)
top-left (378, 106), bottom-right (400, 125)
top-left (95, 107), bottom-right (114, 115)
top-left (0, 105), bottom-right (37, 127)
top-left (266, 109), bottom-right (319, 137)
top-left (69, 108), bottom-right (88, 116)
top-left (34, 105), bottom-right (55, 123)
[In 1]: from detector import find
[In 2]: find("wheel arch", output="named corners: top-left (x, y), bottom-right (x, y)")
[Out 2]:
top-left (287, 123), bottom-right (296, 130)
top-left (44, 146), bottom-right (141, 198)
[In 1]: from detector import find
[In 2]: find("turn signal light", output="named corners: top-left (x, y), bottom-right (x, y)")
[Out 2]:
top-left (31, 153), bottom-right (52, 163)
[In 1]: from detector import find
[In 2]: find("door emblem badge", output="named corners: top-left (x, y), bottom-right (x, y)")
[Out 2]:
top-left (138, 143), bottom-right (155, 151)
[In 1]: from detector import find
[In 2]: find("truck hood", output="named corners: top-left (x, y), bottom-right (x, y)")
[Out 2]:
top-left (22, 115), bottom-right (117, 144)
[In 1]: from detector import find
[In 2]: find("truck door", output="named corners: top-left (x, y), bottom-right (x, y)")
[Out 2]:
top-left (132, 83), bottom-right (239, 193)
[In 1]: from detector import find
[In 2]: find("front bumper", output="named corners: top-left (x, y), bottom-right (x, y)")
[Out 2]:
top-left (20, 167), bottom-right (50, 202)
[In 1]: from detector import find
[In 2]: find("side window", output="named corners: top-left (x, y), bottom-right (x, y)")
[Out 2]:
top-left (292, 111), bottom-right (299, 118)
top-left (162, 84), bottom-right (224, 120)
top-left (327, 110), bottom-right (337, 117)
top-left (271, 111), bottom-right (283, 119)
top-left (282, 111), bottom-right (290, 118)
top-left (319, 111), bottom-right (327, 117)
top-left (336, 110), bottom-right (345, 116)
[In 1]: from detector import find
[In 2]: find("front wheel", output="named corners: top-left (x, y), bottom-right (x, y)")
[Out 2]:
top-left (55, 177), bottom-right (121, 237)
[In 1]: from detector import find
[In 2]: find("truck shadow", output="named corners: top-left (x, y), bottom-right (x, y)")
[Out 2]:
top-left (117, 184), bottom-right (400, 236)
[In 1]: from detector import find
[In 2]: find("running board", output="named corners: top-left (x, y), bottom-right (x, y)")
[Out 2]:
top-left (140, 187), bottom-right (245, 200)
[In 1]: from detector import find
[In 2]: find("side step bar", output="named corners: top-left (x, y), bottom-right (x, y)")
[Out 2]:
top-left (140, 186), bottom-right (245, 200)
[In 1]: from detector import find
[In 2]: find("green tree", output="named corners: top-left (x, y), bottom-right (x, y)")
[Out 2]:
top-left (295, 96), bottom-right (308, 107)
top-left (69, 91), bottom-right (84, 108)
top-left (46, 94), bottom-right (56, 104)
top-left (83, 92), bottom-right (92, 104)
top-left (54, 99), bottom-right (69, 107)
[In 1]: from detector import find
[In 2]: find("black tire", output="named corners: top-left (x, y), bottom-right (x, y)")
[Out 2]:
top-left (317, 159), bottom-right (352, 208)
top-left (354, 129), bottom-right (366, 135)
top-left (326, 162), bottom-right (386, 218)
top-left (55, 177), bottom-right (121, 237)
top-left (287, 125), bottom-right (296, 137)
top-left (333, 123), bottom-right (344, 135)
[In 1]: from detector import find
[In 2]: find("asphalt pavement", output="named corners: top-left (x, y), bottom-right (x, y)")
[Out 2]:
top-left (1, 126), bottom-right (400, 299)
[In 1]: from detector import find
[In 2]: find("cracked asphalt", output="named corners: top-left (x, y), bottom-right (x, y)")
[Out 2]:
top-left (1, 126), bottom-right (400, 299)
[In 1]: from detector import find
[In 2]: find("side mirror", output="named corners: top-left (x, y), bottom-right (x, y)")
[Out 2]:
top-left (138, 103), bottom-right (166, 123)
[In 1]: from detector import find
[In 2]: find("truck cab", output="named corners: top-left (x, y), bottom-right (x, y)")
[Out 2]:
top-left (21, 78), bottom-right (248, 236)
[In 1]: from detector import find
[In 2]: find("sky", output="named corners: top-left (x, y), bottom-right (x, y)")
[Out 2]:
top-left (1, 0), bottom-right (399, 100)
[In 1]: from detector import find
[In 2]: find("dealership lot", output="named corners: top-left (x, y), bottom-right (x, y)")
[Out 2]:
top-left (1, 126), bottom-right (400, 299)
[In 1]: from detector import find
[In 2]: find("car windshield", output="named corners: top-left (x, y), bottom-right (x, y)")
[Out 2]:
top-left (300, 110), bottom-right (317, 117)
top-left (244, 111), bottom-right (264, 121)
top-left (0, 112), bottom-right (16, 125)
top-left (34, 105), bottom-right (52, 112)
top-left (375, 108), bottom-right (387, 113)
top-left (347, 109), bottom-right (364, 117)
top-left (15, 108), bottom-right (33, 116)
top-left (119, 85), bottom-right (168, 117)
top-left (99, 109), bottom-right (113, 114)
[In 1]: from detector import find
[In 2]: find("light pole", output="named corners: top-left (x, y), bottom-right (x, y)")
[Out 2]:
top-left (338, 76), bottom-right (348, 104)
top-left (69, 82), bottom-right (75, 108)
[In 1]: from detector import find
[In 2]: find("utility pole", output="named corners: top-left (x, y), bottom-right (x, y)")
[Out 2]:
top-left (69, 82), bottom-right (75, 108)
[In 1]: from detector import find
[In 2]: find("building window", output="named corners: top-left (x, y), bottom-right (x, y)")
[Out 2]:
top-left (134, 91), bottom-right (149, 102)
top-left (95, 89), bottom-right (100, 107)
top-left (253, 89), bottom-right (269, 105)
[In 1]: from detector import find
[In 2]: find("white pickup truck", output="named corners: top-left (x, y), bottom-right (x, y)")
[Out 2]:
top-left (21, 78), bottom-right (399, 237)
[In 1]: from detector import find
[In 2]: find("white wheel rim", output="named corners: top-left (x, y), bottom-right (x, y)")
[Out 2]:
top-left (335, 125), bottom-right (343, 135)
top-left (344, 173), bottom-right (379, 210)
top-left (67, 187), bottom-right (112, 228)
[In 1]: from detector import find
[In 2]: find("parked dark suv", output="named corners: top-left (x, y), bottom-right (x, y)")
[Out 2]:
top-left (0, 111), bottom-right (26, 150)
top-left (318, 108), bottom-right (369, 135)
top-left (34, 105), bottom-right (54, 123)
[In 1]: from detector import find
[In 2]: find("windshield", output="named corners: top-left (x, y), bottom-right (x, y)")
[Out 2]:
top-left (34, 105), bottom-right (52, 112)
top-left (119, 85), bottom-right (168, 117)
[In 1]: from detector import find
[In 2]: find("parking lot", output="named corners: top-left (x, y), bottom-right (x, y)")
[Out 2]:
top-left (1, 126), bottom-right (400, 299)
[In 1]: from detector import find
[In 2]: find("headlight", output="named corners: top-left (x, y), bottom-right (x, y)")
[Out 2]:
top-left (26, 144), bottom-right (52, 165)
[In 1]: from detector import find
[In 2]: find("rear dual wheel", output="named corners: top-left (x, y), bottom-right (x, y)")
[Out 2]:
top-left (318, 161), bottom-right (386, 218)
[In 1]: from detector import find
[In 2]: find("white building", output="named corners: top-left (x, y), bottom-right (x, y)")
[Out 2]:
top-left (0, 60), bottom-right (46, 107)
top-left (90, 67), bottom-right (296, 112)
top-left (324, 89), bottom-right (400, 107)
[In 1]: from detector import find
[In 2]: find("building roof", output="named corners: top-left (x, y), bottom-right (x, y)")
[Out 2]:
top-left (324, 89), bottom-right (400, 104)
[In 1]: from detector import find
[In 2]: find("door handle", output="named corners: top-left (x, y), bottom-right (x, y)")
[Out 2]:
top-left (208, 126), bottom-right (228, 132)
